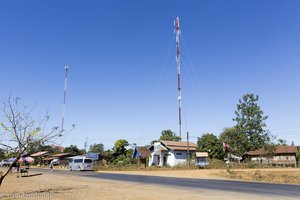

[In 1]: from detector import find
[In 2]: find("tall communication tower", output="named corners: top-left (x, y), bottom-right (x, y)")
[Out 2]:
top-left (60, 64), bottom-right (69, 136)
top-left (175, 16), bottom-right (182, 139)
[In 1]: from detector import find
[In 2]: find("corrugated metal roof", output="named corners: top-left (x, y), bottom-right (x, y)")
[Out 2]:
top-left (51, 153), bottom-right (75, 157)
top-left (196, 152), bottom-right (208, 157)
top-left (160, 146), bottom-right (168, 151)
top-left (136, 146), bottom-right (150, 158)
top-left (245, 146), bottom-right (298, 156)
top-left (160, 140), bottom-right (197, 151)
top-left (30, 151), bottom-right (49, 157)
top-left (43, 157), bottom-right (54, 161)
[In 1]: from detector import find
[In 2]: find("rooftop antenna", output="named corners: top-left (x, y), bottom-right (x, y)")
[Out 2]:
top-left (175, 16), bottom-right (182, 140)
top-left (60, 64), bottom-right (69, 136)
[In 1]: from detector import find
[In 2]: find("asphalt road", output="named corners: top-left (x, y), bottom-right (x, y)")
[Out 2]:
top-left (31, 168), bottom-right (300, 198)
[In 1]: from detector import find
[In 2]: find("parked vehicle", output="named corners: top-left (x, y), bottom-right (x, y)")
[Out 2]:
top-left (0, 159), bottom-right (11, 167)
top-left (68, 156), bottom-right (93, 171)
top-left (195, 157), bottom-right (209, 167)
top-left (195, 152), bottom-right (209, 168)
top-left (51, 158), bottom-right (60, 166)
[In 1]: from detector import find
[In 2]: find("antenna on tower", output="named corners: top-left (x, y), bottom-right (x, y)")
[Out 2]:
top-left (175, 16), bottom-right (182, 140)
top-left (60, 64), bottom-right (69, 136)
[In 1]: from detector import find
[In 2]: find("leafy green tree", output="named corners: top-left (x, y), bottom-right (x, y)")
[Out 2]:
top-left (291, 141), bottom-right (295, 146)
top-left (0, 149), bottom-right (5, 160)
top-left (197, 133), bottom-right (224, 159)
top-left (105, 149), bottom-right (113, 162)
top-left (219, 127), bottom-right (248, 156)
top-left (89, 143), bottom-right (104, 154)
top-left (296, 148), bottom-right (300, 162)
top-left (262, 144), bottom-right (277, 164)
top-left (64, 145), bottom-right (85, 155)
top-left (233, 93), bottom-right (270, 153)
top-left (159, 129), bottom-right (181, 141)
top-left (277, 139), bottom-right (287, 146)
top-left (114, 139), bottom-right (129, 155)
top-left (126, 149), bottom-right (134, 158)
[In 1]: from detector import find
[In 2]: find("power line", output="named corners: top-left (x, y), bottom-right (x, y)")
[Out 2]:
top-left (152, 33), bottom-right (175, 105)
top-left (273, 132), bottom-right (300, 135)
top-left (270, 126), bottom-right (300, 131)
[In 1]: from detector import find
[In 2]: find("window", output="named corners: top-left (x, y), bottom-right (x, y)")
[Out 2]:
top-left (74, 159), bottom-right (83, 163)
top-left (176, 153), bottom-right (182, 156)
top-left (84, 159), bottom-right (92, 163)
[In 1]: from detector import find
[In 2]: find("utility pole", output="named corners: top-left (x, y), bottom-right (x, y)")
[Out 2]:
top-left (187, 131), bottom-right (190, 166)
top-left (175, 16), bottom-right (182, 140)
top-left (60, 64), bottom-right (69, 136)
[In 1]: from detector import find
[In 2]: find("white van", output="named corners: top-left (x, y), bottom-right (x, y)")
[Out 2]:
top-left (68, 156), bottom-right (93, 171)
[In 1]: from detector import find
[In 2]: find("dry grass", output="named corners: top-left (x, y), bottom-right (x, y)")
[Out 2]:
top-left (219, 168), bottom-right (300, 184)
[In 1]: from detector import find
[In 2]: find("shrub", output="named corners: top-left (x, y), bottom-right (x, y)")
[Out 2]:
top-left (206, 159), bottom-right (226, 169)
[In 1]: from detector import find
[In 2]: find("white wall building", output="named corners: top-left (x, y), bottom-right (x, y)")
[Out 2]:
top-left (149, 140), bottom-right (196, 167)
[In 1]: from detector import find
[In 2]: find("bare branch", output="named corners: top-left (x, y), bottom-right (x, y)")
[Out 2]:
top-left (0, 96), bottom-right (69, 187)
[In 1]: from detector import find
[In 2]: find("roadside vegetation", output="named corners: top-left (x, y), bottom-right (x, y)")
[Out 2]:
top-left (221, 168), bottom-right (300, 184)
top-left (1, 93), bottom-right (299, 188)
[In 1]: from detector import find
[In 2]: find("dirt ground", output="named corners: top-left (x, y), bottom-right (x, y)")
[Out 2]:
top-left (0, 168), bottom-right (299, 200)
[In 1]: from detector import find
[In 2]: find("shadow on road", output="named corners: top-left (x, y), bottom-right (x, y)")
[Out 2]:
top-left (19, 173), bottom-right (43, 178)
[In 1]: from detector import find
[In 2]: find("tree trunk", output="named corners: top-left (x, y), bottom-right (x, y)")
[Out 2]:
top-left (0, 175), bottom-right (4, 187)
top-left (0, 164), bottom-right (14, 188)
top-left (0, 153), bottom-right (23, 188)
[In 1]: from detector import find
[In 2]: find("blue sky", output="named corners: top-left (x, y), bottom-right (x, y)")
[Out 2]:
top-left (1, 0), bottom-right (300, 149)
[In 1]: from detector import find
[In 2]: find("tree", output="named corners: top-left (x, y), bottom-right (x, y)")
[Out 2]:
top-left (114, 139), bottom-right (129, 155)
top-left (291, 141), bottom-right (295, 146)
top-left (277, 139), bottom-right (287, 146)
top-left (197, 133), bottom-right (224, 159)
top-left (296, 148), bottom-right (300, 162)
top-left (262, 144), bottom-right (277, 164)
top-left (126, 149), bottom-right (134, 158)
top-left (219, 127), bottom-right (248, 156)
top-left (0, 96), bottom-right (64, 187)
top-left (27, 144), bottom-right (61, 155)
top-left (89, 143), bottom-right (104, 154)
top-left (0, 149), bottom-right (5, 161)
top-left (64, 145), bottom-right (85, 155)
top-left (159, 130), bottom-right (181, 141)
top-left (233, 93), bottom-right (270, 153)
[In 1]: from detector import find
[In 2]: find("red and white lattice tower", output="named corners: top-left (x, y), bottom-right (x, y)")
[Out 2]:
top-left (175, 16), bottom-right (182, 139)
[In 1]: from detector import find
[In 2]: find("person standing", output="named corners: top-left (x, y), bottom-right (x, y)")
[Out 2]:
top-left (49, 160), bottom-right (54, 172)
top-left (11, 162), bottom-right (20, 173)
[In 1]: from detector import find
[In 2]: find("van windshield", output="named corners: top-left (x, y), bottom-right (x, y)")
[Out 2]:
top-left (74, 159), bottom-right (83, 163)
top-left (84, 159), bottom-right (92, 163)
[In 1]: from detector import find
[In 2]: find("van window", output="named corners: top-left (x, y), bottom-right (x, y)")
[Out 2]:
top-left (84, 159), bottom-right (92, 163)
top-left (74, 159), bottom-right (83, 163)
